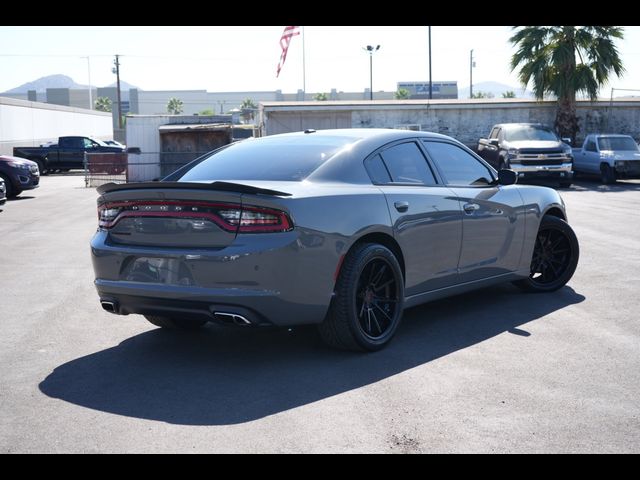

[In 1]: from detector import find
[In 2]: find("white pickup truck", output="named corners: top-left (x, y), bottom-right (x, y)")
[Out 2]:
top-left (572, 134), bottom-right (640, 184)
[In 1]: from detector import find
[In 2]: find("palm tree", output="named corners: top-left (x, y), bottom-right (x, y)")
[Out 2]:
top-left (240, 98), bottom-right (257, 123)
top-left (395, 88), bottom-right (410, 100)
top-left (502, 91), bottom-right (516, 98)
top-left (167, 97), bottom-right (184, 115)
top-left (95, 96), bottom-right (112, 112)
top-left (314, 92), bottom-right (328, 101)
top-left (510, 26), bottom-right (624, 144)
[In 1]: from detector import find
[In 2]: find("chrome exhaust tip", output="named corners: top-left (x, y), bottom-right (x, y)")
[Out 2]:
top-left (213, 312), bottom-right (252, 326)
top-left (101, 301), bottom-right (118, 314)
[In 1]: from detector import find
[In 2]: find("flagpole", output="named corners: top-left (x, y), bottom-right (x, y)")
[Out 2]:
top-left (302, 26), bottom-right (306, 99)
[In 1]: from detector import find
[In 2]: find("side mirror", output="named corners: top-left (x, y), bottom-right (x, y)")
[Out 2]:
top-left (126, 147), bottom-right (141, 154)
top-left (498, 169), bottom-right (517, 186)
top-left (561, 137), bottom-right (572, 146)
top-left (489, 138), bottom-right (500, 146)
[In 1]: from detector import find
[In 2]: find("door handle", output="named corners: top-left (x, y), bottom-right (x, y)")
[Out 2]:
top-left (463, 203), bottom-right (480, 214)
top-left (394, 201), bottom-right (409, 213)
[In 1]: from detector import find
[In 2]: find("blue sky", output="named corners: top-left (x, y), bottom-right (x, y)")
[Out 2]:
top-left (1, 26), bottom-right (638, 97)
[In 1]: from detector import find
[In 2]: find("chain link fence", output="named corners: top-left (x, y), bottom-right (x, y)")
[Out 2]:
top-left (84, 151), bottom-right (211, 188)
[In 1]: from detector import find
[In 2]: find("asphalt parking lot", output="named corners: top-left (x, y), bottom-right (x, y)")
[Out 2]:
top-left (0, 175), bottom-right (639, 453)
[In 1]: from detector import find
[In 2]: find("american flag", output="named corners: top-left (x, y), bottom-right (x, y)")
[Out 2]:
top-left (276, 26), bottom-right (300, 77)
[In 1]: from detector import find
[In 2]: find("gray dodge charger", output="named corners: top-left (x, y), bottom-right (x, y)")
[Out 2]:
top-left (91, 129), bottom-right (579, 351)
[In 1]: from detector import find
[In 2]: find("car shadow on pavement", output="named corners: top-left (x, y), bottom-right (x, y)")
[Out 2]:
top-left (7, 196), bottom-right (36, 201)
top-left (39, 284), bottom-right (584, 426)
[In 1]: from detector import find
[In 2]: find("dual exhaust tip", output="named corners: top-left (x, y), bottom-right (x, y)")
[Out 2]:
top-left (100, 300), bottom-right (252, 327)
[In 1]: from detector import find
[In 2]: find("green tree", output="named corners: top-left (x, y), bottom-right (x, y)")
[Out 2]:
top-left (94, 96), bottom-right (112, 112)
top-left (510, 26), bottom-right (624, 144)
top-left (240, 98), bottom-right (257, 123)
top-left (502, 90), bottom-right (516, 98)
top-left (199, 108), bottom-right (215, 115)
top-left (471, 91), bottom-right (494, 99)
top-left (395, 88), bottom-right (410, 100)
top-left (314, 92), bottom-right (328, 101)
top-left (167, 97), bottom-right (184, 115)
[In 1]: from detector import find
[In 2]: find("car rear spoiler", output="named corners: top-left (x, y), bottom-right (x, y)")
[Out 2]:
top-left (96, 181), bottom-right (292, 197)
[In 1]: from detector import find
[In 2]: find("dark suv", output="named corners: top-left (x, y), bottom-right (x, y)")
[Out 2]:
top-left (0, 155), bottom-right (40, 198)
top-left (477, 123), bottom-right (573, 187)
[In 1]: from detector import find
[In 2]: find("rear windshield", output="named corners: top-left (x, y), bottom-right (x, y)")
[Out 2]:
top-left (179, 135), bottom-right (358, 182)
top-left (598, 137), bottom-right (639, 151)
top-left (504, 125), bottom-right (558, 142)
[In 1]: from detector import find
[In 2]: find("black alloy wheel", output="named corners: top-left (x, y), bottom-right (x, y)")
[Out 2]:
top-left (318, 243), bottom-right (404, 351)
top-left (513, 215), bottom-right (579, 292)
top-left (355, 258), bottom-right (400, 340)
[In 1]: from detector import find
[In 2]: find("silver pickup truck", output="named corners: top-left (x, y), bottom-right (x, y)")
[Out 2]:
top-left (572, 134), bottom-right (640, 184)
top-left (477, 123), bottom-right (574, 188)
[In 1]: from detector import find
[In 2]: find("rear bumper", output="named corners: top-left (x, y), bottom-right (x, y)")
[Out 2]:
top-left (91, 229), bottom-right (337, 327)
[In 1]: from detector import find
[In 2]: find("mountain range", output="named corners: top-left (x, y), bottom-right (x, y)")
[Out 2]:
top-left (3, 74), bottom-right (139, 94)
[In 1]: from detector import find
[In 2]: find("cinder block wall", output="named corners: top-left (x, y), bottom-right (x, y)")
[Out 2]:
top-left (262, 100), bottom-right (640, 147)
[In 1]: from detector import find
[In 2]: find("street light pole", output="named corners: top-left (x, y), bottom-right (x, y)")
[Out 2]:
top-left (364, 45), bottom-right (380, 101)
top-left (428, 26), bottom-right (432, 100)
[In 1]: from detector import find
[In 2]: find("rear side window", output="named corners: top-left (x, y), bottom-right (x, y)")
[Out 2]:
top-left (364, 154), bottom-right (392, 183)
top-left (179, 135), bottom-right (359, 182)
top-left (423, 141), bottom-right (494, 186)
top-left (378, 142), bottom-right (437, 185)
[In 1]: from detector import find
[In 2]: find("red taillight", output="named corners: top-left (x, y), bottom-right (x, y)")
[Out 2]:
top-left (97, 201), bottom-right (292, 233)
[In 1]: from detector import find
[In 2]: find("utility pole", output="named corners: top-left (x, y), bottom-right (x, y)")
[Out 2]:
top-left (428, 26), bottom-right (432, 100)
top-left (469, 49), bottom-right (474, 99)
top-left (114, 54), bottom-right (123, 129)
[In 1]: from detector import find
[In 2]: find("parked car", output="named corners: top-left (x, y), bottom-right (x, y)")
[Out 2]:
top-left (572, 134), bottom-right (640, 184)
top-left (0, 155), bottom-right (40, 198)
top-left (13, 136), bottom-right (126, 174)
top-left (477, 123), bottom-right (574, 188)
top-left (0, 178), bottom-right (6, 205)
top-left (92, 129), bottom-right (579, 351)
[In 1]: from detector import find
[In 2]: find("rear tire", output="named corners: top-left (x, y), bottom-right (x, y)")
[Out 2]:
top-left (318, 243), bottom-right (404, 352)
top-left (601, 164), bottom-right (616, 184)
top-left (559, 181), bottom-right (572, 188)
top-left (513, 215), bottom-right (579, 292)
top-left (144, 315), bottom-right (207, 330)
